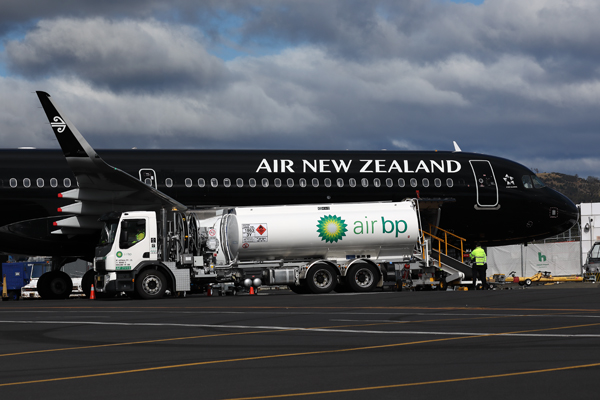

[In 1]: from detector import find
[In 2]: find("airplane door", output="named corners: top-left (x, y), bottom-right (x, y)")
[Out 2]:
top-left (469, 160), bottom-right (499, 209)
top-left (139, 169), bottom-right (157, 189)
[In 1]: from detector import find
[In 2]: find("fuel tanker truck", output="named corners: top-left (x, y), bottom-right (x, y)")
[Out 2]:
top-left (91, 200), bottom-right (431, 298)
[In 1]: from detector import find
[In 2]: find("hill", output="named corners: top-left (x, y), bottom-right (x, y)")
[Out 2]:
top-left (538, 172), bottom-right (600, 204)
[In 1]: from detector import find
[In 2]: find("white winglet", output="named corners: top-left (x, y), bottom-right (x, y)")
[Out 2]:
top-left (453, 141), bottom-right (462, 152)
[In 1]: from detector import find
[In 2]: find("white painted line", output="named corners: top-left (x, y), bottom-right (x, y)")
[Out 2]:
top-left (1, 320), bottom-right (600, 338)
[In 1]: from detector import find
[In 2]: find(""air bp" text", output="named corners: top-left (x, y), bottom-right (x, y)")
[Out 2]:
top-left (354, 217), bottom-right (408, 237)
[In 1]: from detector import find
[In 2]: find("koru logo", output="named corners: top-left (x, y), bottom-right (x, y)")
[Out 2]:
top-left (50, 116), bottom-right (67, 133)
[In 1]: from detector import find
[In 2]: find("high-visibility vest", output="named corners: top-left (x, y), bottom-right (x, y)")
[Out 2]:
top-left (470, 247), bottom-right (487, 265)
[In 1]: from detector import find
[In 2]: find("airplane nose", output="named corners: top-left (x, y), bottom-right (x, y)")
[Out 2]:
top-left (550, 190), bottom-right (578, 232)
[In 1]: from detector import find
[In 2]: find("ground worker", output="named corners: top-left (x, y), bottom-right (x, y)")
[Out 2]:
top-left (469, 242), bottom-right (489, 290)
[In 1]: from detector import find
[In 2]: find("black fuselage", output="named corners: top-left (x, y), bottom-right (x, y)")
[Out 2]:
top-left (0, 148), bottom-right (578, 257)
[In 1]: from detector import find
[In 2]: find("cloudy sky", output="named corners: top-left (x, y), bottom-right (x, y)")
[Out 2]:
top-left (1, 0), bottom-right (599, 177)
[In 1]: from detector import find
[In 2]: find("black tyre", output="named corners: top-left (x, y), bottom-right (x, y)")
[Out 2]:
top-left (81, 269), bottom-right (95, 298)
top-left (306, 264), bottom-right (337, 294)
top-left (437, 279), bottom-right (448, 291)
top-left (39, 271), bottom-right (73, 300)
top-left (347, 263), bottom-right (379, 292)
top-left (135, 269), bottom-right (167, 299)
top-left (288, 281), bottom-right (311, 294)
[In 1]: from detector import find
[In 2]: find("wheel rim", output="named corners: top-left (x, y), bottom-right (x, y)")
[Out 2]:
top-left (312, 269), bottom-right (333, 289)
top-left (142, 274), bottom-right (162, 295)
top-left (353, 267), bottom-right (375, 288)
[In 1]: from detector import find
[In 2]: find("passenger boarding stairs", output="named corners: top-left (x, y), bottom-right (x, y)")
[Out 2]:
top-left (420, 225), bottom-right (473, 284)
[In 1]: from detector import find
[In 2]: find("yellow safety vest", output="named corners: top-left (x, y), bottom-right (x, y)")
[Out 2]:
top-left (470, 247), bottom-right (487, 265)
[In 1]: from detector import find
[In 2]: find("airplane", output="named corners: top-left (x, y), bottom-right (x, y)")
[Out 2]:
top-left (0, 91), bottom-right (578, 299)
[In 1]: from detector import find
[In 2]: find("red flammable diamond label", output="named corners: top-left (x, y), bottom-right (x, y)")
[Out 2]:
top-left (256, 225), bottom-right (266, 235)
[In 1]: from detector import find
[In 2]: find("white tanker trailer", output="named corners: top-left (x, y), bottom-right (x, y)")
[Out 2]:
top-left (92, 200), bottom-right (432, 299)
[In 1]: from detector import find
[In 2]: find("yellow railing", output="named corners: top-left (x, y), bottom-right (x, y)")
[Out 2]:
top-left (420, 225), bottom-right (467, 265)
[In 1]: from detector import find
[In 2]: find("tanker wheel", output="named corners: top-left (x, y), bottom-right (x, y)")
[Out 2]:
top-left (306, 264), bottom-right (337, 294)
top-left (347, 263), bottom-right (379, 292)
top-left (81, 269), bottom-right (95, 298)
top-left (39, 271), bottom-right (73, 300)
top-left (288, 281), bottom-right (311, 294)
top-left (135, 269), bottom-right (167, 299)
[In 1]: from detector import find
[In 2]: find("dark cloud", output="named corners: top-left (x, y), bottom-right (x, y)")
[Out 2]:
top-left (5, 18), bottom-right (231, 93)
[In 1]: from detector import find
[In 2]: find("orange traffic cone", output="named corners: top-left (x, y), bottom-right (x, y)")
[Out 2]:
top-left (249, 286), bottom-right (255, 295)
top-left (207, 286), bottom-right (212, 296)
top-left (90, 284), bottom-right (96, 300)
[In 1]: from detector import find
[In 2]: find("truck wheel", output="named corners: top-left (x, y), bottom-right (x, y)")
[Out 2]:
top-left (306, 264), bottom-right (337, 294)
top-left (288, 281), bottom-right (311, 294)
top-left (347, 263), bottom-right (378, 292)
top-left (81, 269), bottom-right (95, 298)
top-left (39, 271), bottom-right (73, 300)
top-left (135, 269), bottom-right (167, 299)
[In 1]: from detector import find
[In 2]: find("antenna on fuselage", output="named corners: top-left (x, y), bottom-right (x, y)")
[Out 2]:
top-left (453, 141), bottom-right (462, 152)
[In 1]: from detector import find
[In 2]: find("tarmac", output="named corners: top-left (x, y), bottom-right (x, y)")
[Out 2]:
top-left (1, 285), bottom-right (600, 399)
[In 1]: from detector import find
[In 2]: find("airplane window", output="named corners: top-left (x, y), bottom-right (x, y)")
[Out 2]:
top-left (63, 178), bottom-right (71, 188)
top-left (211, 178), bottom-right (218, 188)
top-left (361, 178), bottom-right (369, 188)
top-left (224, 178), bottom-right (231, 188)
top-left (185, 178), bottom-right (192, 188)
top-left (165, 178), bottom-right (173, 188)
top-left (299, 178), bottom-right (306, 188)
top-left (398, 178), bottom-right (405, 188)
top-left (374, 178), bottom-right (381, 188)
top-left (249, 178), bottom-right (256, 188)
top-left (9, 178), bottom-right (17, 188)
top-left (237, 178), bottom-right (243, 188)
top-left (410, 178), bottom-right (417, 188)
top-left (312, 178), bottom-right (319, 188)
top-left (274, 178), bottom-right (281, 188)
top-left (532, 175), bottom-right (545, 189)
top-left (386, 178), bottom-right (393, 188)
top-left (198, 178), bottom-right (205, 188)
top-left (446, 178), bottom-right (454, 188)
top-left (422, 178), bottom-right (429, 188)
top-left (144, 178), bottom-right (152, 186)
top-left (324, 178), bottom-right (331, 188)
top-left (287, 178), bottom-right (294, 188)
top-left (23, 178), bottom-right (31, 188)
top-left (37, 178), bottom-right (44, 188)
top-left (434, 178), bottom-right (441, 188)
top-left (522, 175), bottom-right (533, 189)
top-left (337, 178), bottom-right (344, 188)
top-left (50, 178), bottom-right (58, 188)
top-left (262, 178), bottom-right (269, 188)
top-left (349, 178), bottom-right (356, 188)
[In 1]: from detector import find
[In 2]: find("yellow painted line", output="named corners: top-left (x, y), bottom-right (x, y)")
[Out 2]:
top-left (225, 362), bottom-right (600, 399)
top-left (1, 321), bottom-right (599, 387)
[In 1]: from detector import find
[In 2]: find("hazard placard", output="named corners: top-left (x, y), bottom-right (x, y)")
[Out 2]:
top-left (242, 223), bottom-right (268, 243)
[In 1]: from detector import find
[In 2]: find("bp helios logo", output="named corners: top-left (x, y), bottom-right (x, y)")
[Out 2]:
top-left (116, 251), bottom-right (123, 258)
top-left (316, 215), bottom-right (348, 243)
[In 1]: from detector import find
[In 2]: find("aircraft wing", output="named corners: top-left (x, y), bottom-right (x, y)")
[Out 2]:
top-left (36, 91), bottom-right (187, 234)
